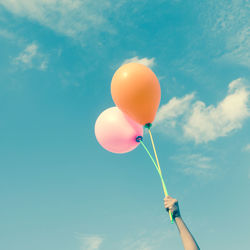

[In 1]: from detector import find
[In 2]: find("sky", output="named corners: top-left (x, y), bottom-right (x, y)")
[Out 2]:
top-left (0, 1), bottom-right (250, 250)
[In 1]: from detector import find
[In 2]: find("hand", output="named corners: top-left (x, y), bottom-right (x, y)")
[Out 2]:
top-left (164, 196), bottom-right (181, 219)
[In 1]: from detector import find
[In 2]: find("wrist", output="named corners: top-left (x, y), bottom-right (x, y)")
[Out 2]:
top-left (172, 210), bottom-right (181, 219)
top-left (174, 216), bottom-right (183, 227)
top-left (174, 215), bottom-right (182, 221)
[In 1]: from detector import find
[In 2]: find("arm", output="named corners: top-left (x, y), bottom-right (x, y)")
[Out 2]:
top-left (164, 196), bottom-right (200, 250)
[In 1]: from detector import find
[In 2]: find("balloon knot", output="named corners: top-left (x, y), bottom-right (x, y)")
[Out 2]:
top-left (136, 136), bottom-right (143, 142)
top-left (144, 123), bottom-right (152, 129)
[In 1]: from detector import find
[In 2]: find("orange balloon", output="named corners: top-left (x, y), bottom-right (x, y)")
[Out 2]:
top-left (111, 63), bottom-right (161, 126)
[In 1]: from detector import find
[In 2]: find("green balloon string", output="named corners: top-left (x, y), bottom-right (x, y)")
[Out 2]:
top-left (139, 140), bottom-right (174, 224)
top-left (140, 140), bottom-right (169, 197)
top-left (139, 140), bottom-right (161, 175)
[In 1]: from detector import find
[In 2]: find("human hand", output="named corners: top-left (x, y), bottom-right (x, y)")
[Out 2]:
top-left (164, 196), bottom-right (181, 219)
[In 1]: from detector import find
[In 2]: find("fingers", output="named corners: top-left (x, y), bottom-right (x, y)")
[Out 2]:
top-left (164, 200), bottom-right (175, 207)
top-left (164, 196), bottom-right (178, 210)
top-left (164, 195), bottom-right (172, 201)
top-left (165, 205), bottom-right (173, 210)
top-left (164, 200), bottom-right (176, 209)
top-left (164, 196), bottom-right (177, 203)
top-left (163, 196), bottom-right (181, 218)
top-left (164, 195), bottom-right (177, 201)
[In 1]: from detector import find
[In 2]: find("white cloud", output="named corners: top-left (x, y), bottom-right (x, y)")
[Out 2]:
top-left (202, 1), bottom-right (250, 68)
top-left (77, 234), bottom-right (103, 250)
top-left (39, 59), bottom-right (48, 71)
top-left (0, 0), bottom-right (116, 39)
top-left (14, 43), bottom-right (38, 64)
top-left (122, 230), bottom-right (175, 250)
top-left (154, 93), bottom-right (195, 126)
top-left (123, 239), bottom-right (153, 250)
top-left (154, 78), bottom-right (250, 143)
top-left (243, 144), bottom-right (250, 152)
top-left (122, 56), bottom-right (155, 68)
top-left (13, 42), bottom-right (48, 70)
top-left (217, 26), bottom-right (250, 68)
top-left (171, 154), bottom-right (214, 176)
top-left (0, 28), bottom-right (15, 40)
top-left (184, 79), bottom-right (250, 143)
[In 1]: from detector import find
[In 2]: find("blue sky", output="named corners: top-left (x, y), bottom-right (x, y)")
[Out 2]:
top-left (0, 1), bottom-right (249, 250)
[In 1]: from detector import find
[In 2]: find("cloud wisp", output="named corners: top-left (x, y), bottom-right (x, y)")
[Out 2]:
top-left (13, 42), bottom-right (48, 70)
top-left (0, 28), bottom-right (15, 40)
top-left (243, 144), bottom-right (250, 152)
top-left (154, 78), bottom-right (250, 143)
top-left (121, 56), bottom-right (155, 68)
top-left (171, 154), bottom-right (214, 177)
top-left (201, 1), bottom-right (250, 68)
top-left (0, 0), bottom-right (116, 40)
top-left (122, 229), bottom-right (175, 250)
top-left (76, 234), bottom-right (103, 250)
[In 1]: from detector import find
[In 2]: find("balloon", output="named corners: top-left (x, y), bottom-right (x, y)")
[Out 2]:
top-left (111, 63), bottom-right (161, 126)
top-left (95, 107), bottom-right (143, 153)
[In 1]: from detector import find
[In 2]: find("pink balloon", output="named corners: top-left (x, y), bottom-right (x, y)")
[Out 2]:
top-left (95, 107), bottom-right (143, 153)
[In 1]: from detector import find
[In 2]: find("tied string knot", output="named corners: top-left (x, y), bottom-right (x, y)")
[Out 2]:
top-left (136, 136), bottom-right (143, 142)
